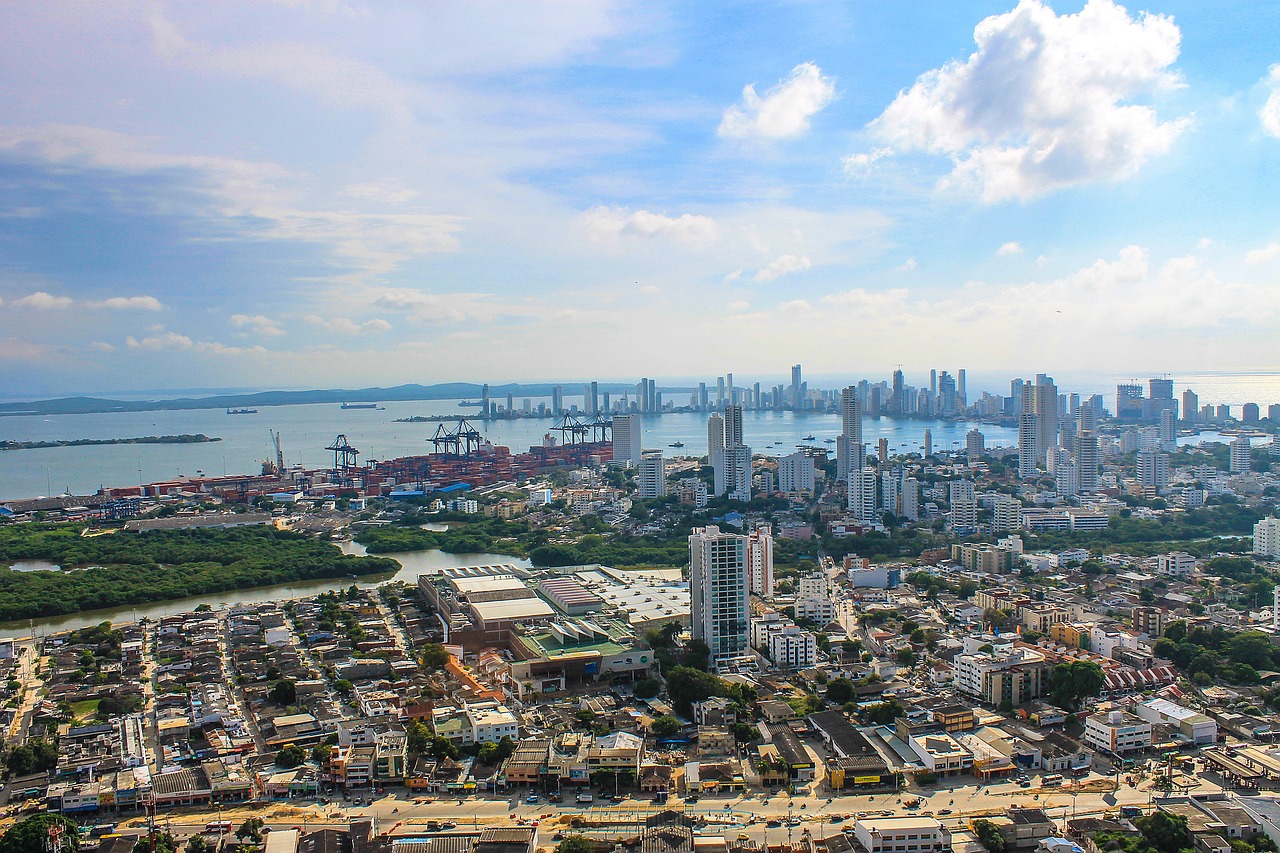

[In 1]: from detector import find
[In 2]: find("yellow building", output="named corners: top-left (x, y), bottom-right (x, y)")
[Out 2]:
top-left (1048, 622), bottom-right (1087, 649)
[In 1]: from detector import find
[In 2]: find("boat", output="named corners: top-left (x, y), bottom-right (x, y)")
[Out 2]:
top-left (823, 438), bottom-right (835, 444)
top-left (669, 441), bottom-right (685, 448)
top-left (457, 401), bottom-right (484, 408)
top-left (341, 402), bottom-right (381, 410)
top-left (226, 408), bottom-right (257, 415)
top-left (802, 434), bottom-right (816, 441)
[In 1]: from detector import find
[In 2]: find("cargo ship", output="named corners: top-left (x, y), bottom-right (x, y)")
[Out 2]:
top-left (341, 402), bottom-right (381, 410)
top-left (226, 408), bottom-right (257, 415)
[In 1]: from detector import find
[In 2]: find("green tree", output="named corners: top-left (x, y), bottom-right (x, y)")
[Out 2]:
top-left (421, 643), bottom-right (451, 669)
top-left (557, 837), bottom-right (593, 853)
top-left (188, 836), bottom-right (211, 853)
top-left (0, 815), bottom-right (81, 853)
top-left (972, 819), bottom-right (1006, 853)
top-left (825, 677), bottom-right (856, 706)
top-left (276, 743), bottom-right (306, 768)
top-left (896, 648), bottom-right (917, 668)
top-left (632, 678), bottom-right (661, 699)
top-left (269, 678), bottom-right (296, 706)
top-left (650, 715), bottom-right (683, 737)
top-left (431, 736), bottom-right (459, 761)
top-left (1134, 811), bottom-right (1193, 853)
top-left (476, 742), bottom-right (500, 765)
top-left (311, 742), bottom-right (332, 763)
top-left (236, 818), bottom-right (266, 844)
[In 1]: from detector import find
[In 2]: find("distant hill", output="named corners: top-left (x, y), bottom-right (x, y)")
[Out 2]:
top-left (0, 382), bottom-right (644, 416)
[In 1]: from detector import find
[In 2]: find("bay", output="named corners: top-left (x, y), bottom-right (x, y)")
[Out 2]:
top-left (0, 398), bottom-right (1017, 500)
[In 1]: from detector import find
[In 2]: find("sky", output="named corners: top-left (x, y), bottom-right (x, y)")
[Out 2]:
top-left (1, 0), bottom-right (1280, 397)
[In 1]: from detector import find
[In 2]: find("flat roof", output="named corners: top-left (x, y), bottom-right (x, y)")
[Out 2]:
top-left (470, 598), bottom-right (555, 623)
top-left (452, 575), bottom-right (527, 594)
top-left (856, 817), bottom-right (943, 830)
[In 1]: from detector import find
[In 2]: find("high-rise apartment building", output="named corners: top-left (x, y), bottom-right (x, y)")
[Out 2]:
top-left (689, 526), bottom-right (750, 670)
top-left (1254, 516), bottom-right (1280, 558)
top-left (1117, 383), bottom-right (1144, 420)
top-left (1018, 408), bottom-right (1038, 479)
top-left (777, 452), bottom-right (816, 494)
top-left (723, 404), bottom-right (744, 448)
top-left (1137, 449), bottom-right (1170, 492)
top-left (1033, 374), bottom-right (1058, 465)
top-left (551, 385), bottom-right (563, 416)
top-left (707, 413), bottom-right (724, 460)
top-left (720, 445), bottom-right (752, 502)
top-left (1230, 435), bottom-right (1252, 473)
top-left (849, 467), bottom-right (879, 525)
top-left (966, 428), bottom-right (985, 460)
top-left (747, 526), bottom-right (774, 597)
top-left (637, 452), bottom-right (666, 499)
top-left (1158, 409), bottom-right (1177, 452)
top-left (1075, 431), bottom-right (1099, 494)
top-left (837, 386), bottom-right (863, 479)
top-left (612, 414), bottom-right (643, 466)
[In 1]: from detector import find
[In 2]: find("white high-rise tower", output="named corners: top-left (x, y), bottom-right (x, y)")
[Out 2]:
top-left (690, 525), bottom-right (749, 670)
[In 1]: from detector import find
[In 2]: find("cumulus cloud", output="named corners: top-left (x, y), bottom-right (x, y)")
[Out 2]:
top-left (997, 241), bottom-right (1023, 256)
top-left (1245, 243), bottom-right (1280, 265)
top-left (727, 300), bottom-right (751, 312)
top-left (305, 315), bottom-right (393, 334)
top-left (11, 291), bottom-right (165, 311)
top-left (231, 313), bottom-right (286, 336)
top-left (126, 331), bottom-right (193, 350)
top-left (754, 254), bottom-right (812, 282)
top-left (1261, 65), bottom-right (1280, 138)
top-left (13, 291), bottom-right (73, 309)
top-left (895, 258), bottom-right (918, 272)
top-left (581, 207), bottom-right (719, 246)
top-left (719, 62), bottom-right (836, 140)
top-left (868, 0), bottom-right (1188, 201)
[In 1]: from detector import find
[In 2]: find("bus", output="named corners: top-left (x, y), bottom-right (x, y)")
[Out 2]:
top-left (205, 821), bottom-right (233, 834)
top-left (1042, 774), bottom-right (1064, 787)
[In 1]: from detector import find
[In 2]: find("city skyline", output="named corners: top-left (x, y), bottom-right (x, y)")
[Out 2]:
top-left (0, 2), bottom-right (1279, 394)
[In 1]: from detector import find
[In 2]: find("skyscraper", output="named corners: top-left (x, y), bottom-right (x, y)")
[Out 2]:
top-left (1117, 383), bottom-right (1144, 420)
top-left (777, 452), bottom-right (815, 494)
top-left (1075, 431), bottom-right (1099, 494)
top-left (723, 404), bottom-right (744, 447)
top-left (891, 368), bottom-right (905, 415)
top-left (1182, 389), bottom-right (1198, 423)
top-left (551, 385), bottom-right (564, 416)
top-left (790, 364), bottom-right (803, 407)
top-left (1033, 374), bottom-right (1058, 465)
top-left (721, 446), bottom-right (752, 502)
top-left (922, 428), bottom-right (932, 458)
top-left (747, 526), bottom-right (774, 597)
top-left (689, 526), bottom-right (749, 670)
top-left (1018, 407), bottom-right (1038, 479)
top-left (1158, 409), bottom-right (1177, 452)
top-left (837, 386), bottom-right (863, 479)
top-left (707, 413), bottom-right (725, 462)
top-left (612, 414), bottom-right (643, 466)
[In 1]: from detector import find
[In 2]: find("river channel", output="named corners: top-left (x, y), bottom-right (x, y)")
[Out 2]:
top-left (0, 543), bottom-right (531, 638)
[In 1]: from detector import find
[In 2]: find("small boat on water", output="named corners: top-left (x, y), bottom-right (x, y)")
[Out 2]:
top-left (823, 438), bottom-right (836, 444)
top-left (802, 434), bottom-right (816, 441)
top-left (226, 408), bottom-right (257, 415)
top-left (669, 441), bottom-right (685, 448)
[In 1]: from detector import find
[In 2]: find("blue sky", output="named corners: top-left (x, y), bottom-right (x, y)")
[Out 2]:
top-left (1, 0), bottom-right (1279, 396)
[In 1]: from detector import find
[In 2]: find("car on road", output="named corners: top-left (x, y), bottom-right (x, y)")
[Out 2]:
top-left (938, 809), bottom-right (953, 816)
top-left (766, 821), bottom-right (782, 828)
top-left (575, 792), bottom-right (594, 804)
top-left (525, 795), bottom-right (539, 805)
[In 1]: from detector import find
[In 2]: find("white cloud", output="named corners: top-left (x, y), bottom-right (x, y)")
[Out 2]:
top-left (13, 291), bottom-right (73, 309)
top-left (723, 269), bottom-right (743, 283)
top-left (1245, 243), bottom-right (1280, 265)
top-left (11, 291), bottom-right (164, 311)
top-left (96, 296), bottom-right (164, 311)
top-left (305, 315), bottom-right (393, 334)
top-left (727, 300), bottom-right (750, 312)
top-left (842, 147), bottom-right (892, 175)
top-left (894, 258), bottom-right (918, 272)
top-left (718, 62), bottom-right (836, 140)
top-left (370, 288), bottom-right (538, 324)
top-left (997, 241), bottom-right (1023, 256)
top-left (1261, 65), bottom-right (1280, 138)
top-left (89, 341), bottom-right (117, 352)
top-left (869, 0), bottom-right (1188, 201)
top-left (581, 207), bottom-right (719, 246)
top-left (231, 313), bottom-right (286, 336)
top-left (754, 254), bottom-right (812, 282)
top-left (126, 331), bottom-right (193, 350)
